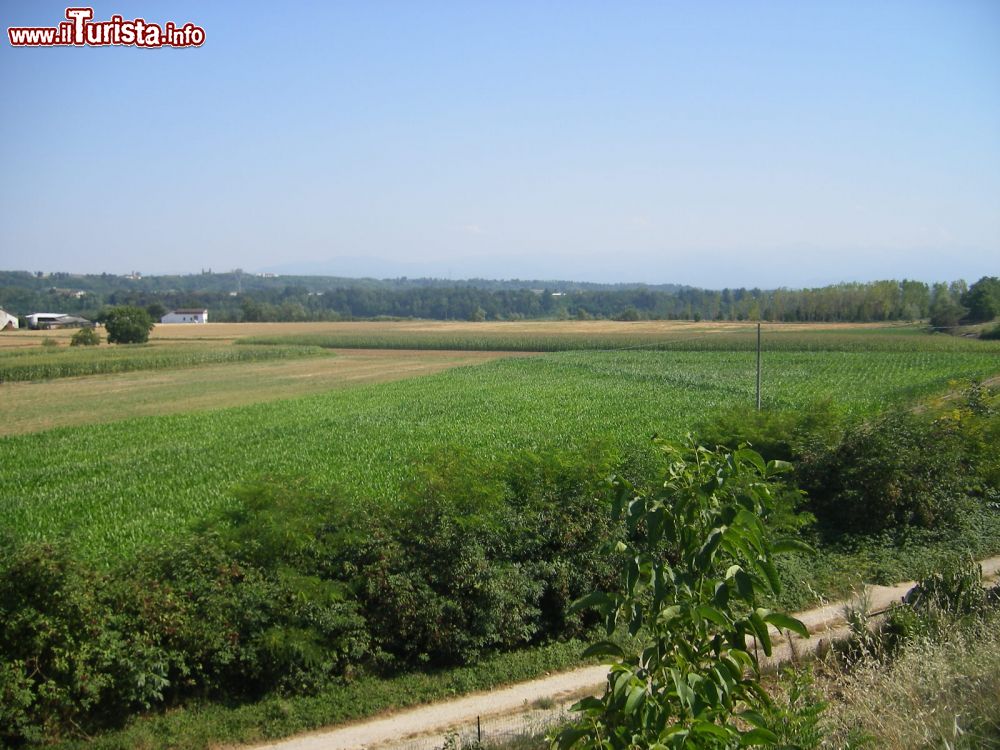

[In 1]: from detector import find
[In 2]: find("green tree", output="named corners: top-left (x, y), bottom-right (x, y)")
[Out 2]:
top-left (69, 327), bottom-right (100, 346)
top-left (554, 441), bottom-right (811, 749)
top-left (145, 302), bottom-right (167, 321)
top-left (961, 276), bottom-right (1000, 323)
top-left (929, 283), bottom-right (966, 330)
top-left (103, 305), bottom-right (154, 344)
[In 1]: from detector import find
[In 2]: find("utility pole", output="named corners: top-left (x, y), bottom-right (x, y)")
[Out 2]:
top-left (755, 322), bottom-right (762, 411)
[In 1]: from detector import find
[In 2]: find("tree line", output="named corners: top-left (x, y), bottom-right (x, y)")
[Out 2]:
top-left (0, 271), bottom-right (996, 325)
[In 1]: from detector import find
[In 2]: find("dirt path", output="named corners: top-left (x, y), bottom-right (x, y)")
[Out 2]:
top-left (244, 555), bottom-right (1000, 750)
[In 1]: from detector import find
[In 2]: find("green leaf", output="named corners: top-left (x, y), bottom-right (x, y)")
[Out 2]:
top-left (568, 591), bottom-right (614, 615)
top-left (749, 610), bottom-right (773, 656)
top-left (658, 604), bottom-right (683, 624)
top-left (734, 568), bottom-right (754, 600)
top-left (713, 580), bottom-right (729, 608)
top-left (738, 710), bottom-right (768, 729)
top-left (765, 458), bottom-right (794, 474)
top-left (671, 669), bottom-right (695, 709)
top-left (763, 612), bottom-right (809, 639)
top-left (556, 727), bottom-right (589, 750)
top-left (571, 696), bottom-right (605, 712)
top-left (757, 557), bottom-right (781, 595)
top-left (624, 684), bottom-right (645, 715)
top-left (695, 604), bottom-right (730, 628)
top-left (647, 507), bottom-right (665, 546)
top-left (695, 527), bottom-right (725, 571)
top-left (771, 537), bottom-right (816, 555)
top-left (691, 720), bottom-right (732, 739)
top-left (581, 640), bottom-right (625, 659)
top-left (734, 448), bottom-right (766, 475)
top-left (741, 727), bottom-right (780, 745)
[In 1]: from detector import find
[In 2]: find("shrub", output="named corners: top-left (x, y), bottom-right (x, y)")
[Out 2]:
top-left (70, 326), bottom-right (101, 346)
top-left (353, 444), bottom-right (623, 669)
top-left (0, 541), bottom-right (146, 743)
top-left (797, 410), bottom-right (970, 536)
top-left (103, 305), bottom-right (154, 344)
top-left (0, 529), bottom-right (372, 744)
top-left (694, 400), bottom-right (842, 463)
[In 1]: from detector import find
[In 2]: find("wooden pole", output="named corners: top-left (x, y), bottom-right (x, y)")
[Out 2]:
top-left (756, 323), bottom-right (762, 411)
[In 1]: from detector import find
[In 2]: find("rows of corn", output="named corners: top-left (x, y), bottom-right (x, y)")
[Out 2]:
top-left (2, 342), bottom-right (997, 563)
top-left (238, 327), bottom-right (1000, 353)
top-left (0, 344), bottom-right (330, 382)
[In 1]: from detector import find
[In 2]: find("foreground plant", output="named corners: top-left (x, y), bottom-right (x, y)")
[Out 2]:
top-left (555, 440), bottom-right (812, 749)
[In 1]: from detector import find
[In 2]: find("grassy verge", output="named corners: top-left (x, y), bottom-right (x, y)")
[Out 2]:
top-left (817, 610), bottom-right (1000, 748)
top-left (774, 508), bottom-right (1000, 611)
top-left (48, 639), bottom-right (595, 750)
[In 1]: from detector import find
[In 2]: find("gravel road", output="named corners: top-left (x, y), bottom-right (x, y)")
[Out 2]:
top-left (244, 555), bottom-right (1000, 750)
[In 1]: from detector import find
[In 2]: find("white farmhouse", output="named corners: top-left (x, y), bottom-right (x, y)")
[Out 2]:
top-left (161, 308), bottom-right (209, 324)
top-left (0, 309), bottom-right (18, 330)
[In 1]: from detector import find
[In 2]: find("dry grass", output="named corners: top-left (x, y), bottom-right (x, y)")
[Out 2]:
top-left (0, 349), bottom-right (523, 435)
top-left (148, 319), bottom-right (902, 343)
top-left (818, 610), bottom-right (1000, 749)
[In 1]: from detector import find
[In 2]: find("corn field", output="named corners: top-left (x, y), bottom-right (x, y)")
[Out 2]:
top-left (2, 343), bottom-right (997, 563)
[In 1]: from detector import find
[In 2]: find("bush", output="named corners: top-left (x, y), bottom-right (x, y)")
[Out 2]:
top-left (694, 400), bottom-right (842, 463)
top-left (103, 305), bottom-right (154, 344)
top-left (798, 410), bottom-right (970, 536)
top-left (216, 444), bottom-right (627, 673)
top-left (0, 530), bottom-right (372, 744)
top-left (70, 326), bottom-right (101, 346)
top-left (0, 542), bottom-right (146, 744)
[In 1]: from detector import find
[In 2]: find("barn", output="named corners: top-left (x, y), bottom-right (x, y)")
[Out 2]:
top-left (161, 308), bottom-right (209, 324)
top-left (25, 312), bottom-right (66, 329)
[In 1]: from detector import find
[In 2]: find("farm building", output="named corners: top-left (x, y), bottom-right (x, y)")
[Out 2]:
top-left (0, 309), bottom-right (18, 330)
top-left (48, 316), bottom-right (93, 329)
top-left (161, 308), bottom-right (208, 324)
top-left (25, 313), bottom-right (93, 329)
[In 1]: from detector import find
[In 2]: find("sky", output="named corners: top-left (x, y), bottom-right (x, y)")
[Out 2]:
top-left (1, 0), bottom-right (998, 288)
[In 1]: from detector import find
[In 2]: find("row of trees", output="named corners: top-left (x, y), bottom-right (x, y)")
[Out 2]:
top-left (2, 274), bottom-right (997, 325)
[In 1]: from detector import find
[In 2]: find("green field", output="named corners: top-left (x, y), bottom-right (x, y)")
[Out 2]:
top-left (3, 344), bottom-right (998, 562)
top-left (0, 342), bottom-right (329, 382)
top-left (238, 324), bottom-right (1000, 353)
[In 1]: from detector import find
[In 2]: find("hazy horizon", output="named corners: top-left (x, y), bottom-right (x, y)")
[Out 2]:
top-left (2, 1), bottom-right (998, 288)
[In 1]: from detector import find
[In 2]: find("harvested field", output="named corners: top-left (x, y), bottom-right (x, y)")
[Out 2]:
top-left (0, 349), bottom-right (522, 436)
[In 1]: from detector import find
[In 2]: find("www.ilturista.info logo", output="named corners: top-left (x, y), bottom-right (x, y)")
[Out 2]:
top-left (8, 7), bottom-right (205, 48)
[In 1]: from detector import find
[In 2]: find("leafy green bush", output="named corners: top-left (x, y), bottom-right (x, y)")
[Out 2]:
top-left (0, 542), bottom-right (152, 744)
top-left (0, 531), bottom-right (370, 744)
top-left (694, 400), bottom-right (842, 463)
top-left (797, 410), bottom-right (971, 536)
top-left (221, 444), bottom-right (625, 672)
top-left (69, 326), bottom-right (100, 346)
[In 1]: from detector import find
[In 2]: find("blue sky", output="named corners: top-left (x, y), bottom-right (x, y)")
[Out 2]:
top-left (1, 0), bottom-right (997, 287)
